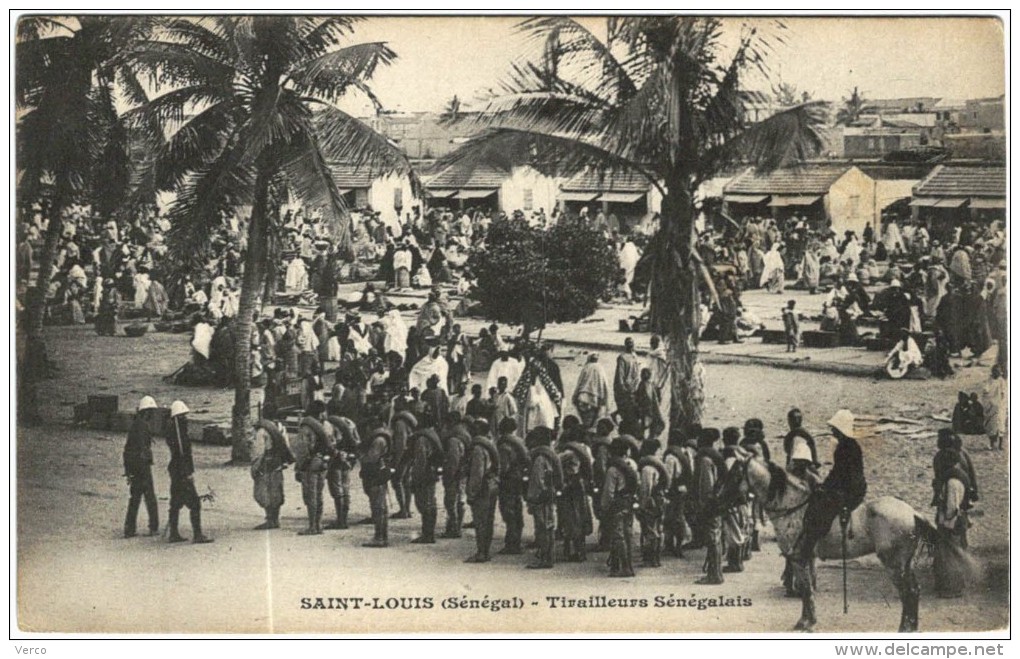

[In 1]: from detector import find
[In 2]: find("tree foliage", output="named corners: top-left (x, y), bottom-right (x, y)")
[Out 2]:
top-left (467, 217), bottom-right (618, 333)
top-left (440, 17), bottom-right (828, 429)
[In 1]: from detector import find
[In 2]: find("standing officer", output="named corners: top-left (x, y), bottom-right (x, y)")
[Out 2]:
top-left (124, 395), bottom-right (160, 538)
top-left (166, 400), bottom-right (214, 543)
top-left (465, 420), bottom-right (500, 563)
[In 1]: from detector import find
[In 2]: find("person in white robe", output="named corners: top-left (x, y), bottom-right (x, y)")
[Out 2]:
top-left (883, 221), bottom-right (903, 256)
top-left (192, 320), bottom-right (214, 361)
top-left (285, 257), bottom-right (309, 292)
top-left (486, 354), bottom-right (524, 393)
top-left (842, 237), bottom-right (861, 269)
top-left (380, 309), bottom-right (408, 361)
top-left (618, 238), bottom-right (641, 300)
top-left (572, 353), bottom-right (610, 428)
top-left (133, 270), bottom-right (151, 308)
top-left (408, 347), bottom-right (450, 394)
top-left (760, 244), bottom-right (785, 293)
top-left (885, 331), bottom-right (923, 379)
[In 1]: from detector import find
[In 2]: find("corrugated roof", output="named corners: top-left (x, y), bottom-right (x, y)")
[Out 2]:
top-left (724, 165), bottom-right (853, 195)
top-left (425, 161), bottom-right (508, 189)
top-left (913, 165), bottom-right (1005, 198)
top-left (561, 169), bottom-right (651, 193)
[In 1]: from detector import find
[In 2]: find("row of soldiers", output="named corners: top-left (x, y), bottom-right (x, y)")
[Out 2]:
top-left (251, 397), bottom-right (778, 580)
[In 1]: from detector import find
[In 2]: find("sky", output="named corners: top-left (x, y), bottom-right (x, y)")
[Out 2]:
top-left (338, 16), bottom-right (1006, 115)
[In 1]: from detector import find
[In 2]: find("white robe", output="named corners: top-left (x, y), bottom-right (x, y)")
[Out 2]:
top-left (408, 354), bottom-right (449, 394)
top-left (381, 309), bottom-right (408, 359)
top-left (486, 356), bottom-right (524, 393)
top-left (523, 381), bottom-right (557, 433)
top-left (192, 322), bottom-right (214, 360)
top-left (619, 242), bottom-right (641, 294)
top-left (285, 258), bottom-right (308, 292)
top-left (760, 248), bottom-right (785, 287)
top-left (133, 273), bottom-right (151, 307)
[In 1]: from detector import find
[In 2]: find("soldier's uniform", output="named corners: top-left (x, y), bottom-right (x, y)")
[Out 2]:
top-left (557, 442), bottom-right (594, 562)
top-left (166, 403), bottom-right (213, 543)
top-left (695, 431), bottom-right (726, 584)
top-left (637, 453), bottom-right (670, 567)
top-left (360, 426), bottom-right (392, 547)
top-left (297, 417), bottom-right (332, 535)
top-left (526, 439), bottom-right (561, 569)
top-left (496, 432), bottom-right (529, 554)
top-left (389, 411), bottom-right (417, 519)
top-left (589, 427), bottom-right (614, 551)
top-left (465, 437), bottom-right (501, 562)
top-left (123, 399), bottom-right (159, 538)
top-left (441, 422), bottom-right (471, 538)
top-left (324, 416), bottom-right (359, 530)
top-left (662, 441), bottom-right (692, 557)
top-left (251, 418), bottom-right (294, 529)
top-left (403, 428), bottom-right (444, 543)
top-left (601, 436), bottom-right (640, 577)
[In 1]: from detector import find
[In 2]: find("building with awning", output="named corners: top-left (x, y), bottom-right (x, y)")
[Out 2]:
top-left (557, 169), bottom-right (662, 231)
top-left (910, 164), bottom-right (1006, 230)
top-left (327, 163), bottom-right (418, 229)
top-left (424, 162), bottom-right (559, 215)
top-left (723, 164), bottom-right (878, 236)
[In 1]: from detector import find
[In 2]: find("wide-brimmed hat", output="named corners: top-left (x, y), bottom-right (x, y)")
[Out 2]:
top-left (827, 409), bottom-right (856, 439)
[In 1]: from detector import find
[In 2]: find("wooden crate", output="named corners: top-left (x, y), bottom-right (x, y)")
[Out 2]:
top-left (802, 330), bottom-right (839, 349)
top-left (88, 394), bottom-right (119, 417)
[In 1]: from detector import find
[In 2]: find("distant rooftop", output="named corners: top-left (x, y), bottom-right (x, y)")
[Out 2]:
top-left (913, 164), bottom-right (1006, 198)
top-left (725, 164), bottom-right (853, 195)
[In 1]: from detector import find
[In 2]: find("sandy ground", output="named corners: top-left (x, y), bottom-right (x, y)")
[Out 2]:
top-left (15, 324), bottom-right (1008, 634)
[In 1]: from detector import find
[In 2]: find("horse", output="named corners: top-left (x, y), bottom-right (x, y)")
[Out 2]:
top-left (723, 458), bottom-right (974, 633)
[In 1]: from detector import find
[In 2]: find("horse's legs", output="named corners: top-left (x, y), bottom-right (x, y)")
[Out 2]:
top-left (880, 548), bottom-right (920, 633)
top-left (792, 558), bottom-right (817, 632)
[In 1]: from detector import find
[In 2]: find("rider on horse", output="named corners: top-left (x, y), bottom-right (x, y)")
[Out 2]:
top-left (798, 409), bottom-right (867, 563)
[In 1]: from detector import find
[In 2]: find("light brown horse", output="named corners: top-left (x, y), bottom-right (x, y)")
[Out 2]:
top-left (727, 458), bottom-right (973, 633)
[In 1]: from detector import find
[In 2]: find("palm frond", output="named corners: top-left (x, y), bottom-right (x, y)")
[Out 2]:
top-left (712, 100), bottom-right (829, 174)
top-left (288, 42), bottom-right (397, 103)
top-left (279, 126), bottom-right (352, 251)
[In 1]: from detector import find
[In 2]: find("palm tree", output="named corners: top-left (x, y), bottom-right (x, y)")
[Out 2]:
top-left (442, 17), bottom-right (827, 431)
top-left (16, 16), bottom-right (144, 421)
top-left (129, 17), bottom-right (414, 461)
top-left (836, 86), bottom-right (866, 126)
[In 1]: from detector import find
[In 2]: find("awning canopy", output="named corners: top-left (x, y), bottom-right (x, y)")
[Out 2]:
top-left (335, 188), bottom-right (354, 195)
top-left (909, 197), bottom-right (940, 207)
top-left (724, 194), bottom-right (770, 204)
top-left (454, 189), bottom-right (497, 200)
top-left (934, 198), bottom-right (968, 208)
top-left (768, 195), bottom-right (821, 207)
top-left (968, 197), bottom-right (1006, 209)
top-left (559, 191), bottom-right (599, 202)
top-left (598, 192), bottom-right (645, 204)
top-left (426, 189), bottom-right (458, 199)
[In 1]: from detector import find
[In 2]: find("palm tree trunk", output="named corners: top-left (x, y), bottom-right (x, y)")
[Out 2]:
top-left (230, 169), bottom-right (272, 463)
top-left (652, 185), bottom-right (705, 435)
top-left (19, 185), bottom-right (68, 424)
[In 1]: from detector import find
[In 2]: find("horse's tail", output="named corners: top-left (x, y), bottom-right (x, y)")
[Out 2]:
top-left (914, 515), bottom-right (982, 586)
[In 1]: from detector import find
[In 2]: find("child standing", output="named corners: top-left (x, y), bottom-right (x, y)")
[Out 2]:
top-left (782, 300), bottom-right (800, 352)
